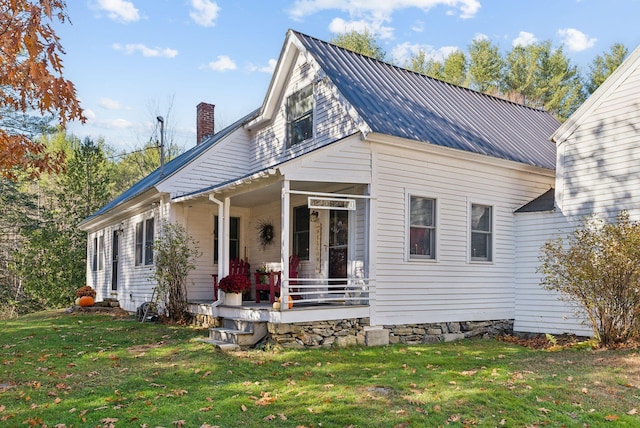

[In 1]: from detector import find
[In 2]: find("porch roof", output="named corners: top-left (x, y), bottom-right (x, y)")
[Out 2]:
top-left (171, 167), bottom-right (279, 203)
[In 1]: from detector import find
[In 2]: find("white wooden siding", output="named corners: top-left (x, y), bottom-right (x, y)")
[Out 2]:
top-left (86, 207), bottom-right (158, 312)
top-left (369, 142), bottom-right (554, 326)
top-left (157, 127), bottom-right (253, 199)
top-left (514, 211), bottom-right (592, 335)
top-left (557, 63), bottom-right (640, 221)
top-left (251, 52), bottom-right (360, 172)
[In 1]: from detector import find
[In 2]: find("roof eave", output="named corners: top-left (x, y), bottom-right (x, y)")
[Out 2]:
top-left (246, 30), bottom-right (304, 129)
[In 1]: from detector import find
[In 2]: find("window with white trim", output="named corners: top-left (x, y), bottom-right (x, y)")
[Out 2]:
top-left (135, 218), bottom-right (154, 266)
top-left (92, 236), bottom-right (98, 271)
top-left (293, 206), bottom-right (310, 260)
top-left (286, 84), bottom-right (313, 146)
top-left (98, 235), bottom-right (104, 270)
top-left (213, 216), bottom-right (240, 263)
top-left (470, 204), bottom-right (492, 261)
top-left (409, 196), bottom-right (436, 260)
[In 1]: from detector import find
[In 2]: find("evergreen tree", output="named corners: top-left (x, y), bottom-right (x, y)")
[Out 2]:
top-left (586, 43), bottom-right (629, 95)
top-left (331, 30), bottom-right (386, 61)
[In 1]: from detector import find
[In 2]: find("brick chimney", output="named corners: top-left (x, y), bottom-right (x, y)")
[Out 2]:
top-left (196, 102), bottom-right (215, 144)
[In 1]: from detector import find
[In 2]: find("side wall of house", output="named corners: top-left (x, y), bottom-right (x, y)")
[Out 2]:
top-left (86, 205), bottom-right (164, 313)
top-left (250, 51), bottom-right (361, 172)
top-left (556, 61), bottom-right (640, 221)
top-left (368, 141), bottom-right (555, 326)
top-left (513, 211), bottom-right (592, 336)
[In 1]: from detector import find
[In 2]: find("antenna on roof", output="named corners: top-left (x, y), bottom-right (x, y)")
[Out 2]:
top-left (157, 116), bottom-right (165, 178)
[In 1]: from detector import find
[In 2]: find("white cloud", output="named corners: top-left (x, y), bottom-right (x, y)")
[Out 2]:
top-left (558, 28), bottom-right (596, 52)
top-left (99, 98), bottom-right (123, 110)
top-left (246, 58), bottom-right (277, 73)
top-left (260, 59), bottom-right (277, 73)
top-left (189, 0), bottom-right (220, 27)
top-left (512, 31), bottom-right (537, 47)
top-left (83, 109), bottom-right (96, 120)
top-left (289, 0), bottom-right (481, 21)
top-left (473, 32), bottom-right (488, 42)
top-left (95, 0), bottom-right (140, 23)
top-left (391, 41), bottom-right (458, 65)
top-left (411, 20), bottom-right (425, 33)
top-left (112, 43), bottom-right (179, 58)
top-left (328, 17), bottom-right (394, 39)
top-left (206, 55), bottom-right (237, 71)
top-left (107, 118), bottom-right (134, 129)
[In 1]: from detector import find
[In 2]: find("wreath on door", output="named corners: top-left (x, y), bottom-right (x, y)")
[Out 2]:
top-left (257, 219), bottom-right (275, 249)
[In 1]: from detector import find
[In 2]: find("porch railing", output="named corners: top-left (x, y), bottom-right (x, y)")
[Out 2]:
top-left (279, 277), bottom-right (373, 308)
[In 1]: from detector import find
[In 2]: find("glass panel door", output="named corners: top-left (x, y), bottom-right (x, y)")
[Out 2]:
top-left (328, 210), bottom-right (348, 290)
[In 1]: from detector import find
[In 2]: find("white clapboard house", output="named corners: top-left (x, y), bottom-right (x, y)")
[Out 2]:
top-left (81, 30), bottom-right (638, 346)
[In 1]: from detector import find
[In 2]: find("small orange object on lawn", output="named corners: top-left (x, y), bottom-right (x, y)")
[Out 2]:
top-left (79, 296), bottom-right (94, 307)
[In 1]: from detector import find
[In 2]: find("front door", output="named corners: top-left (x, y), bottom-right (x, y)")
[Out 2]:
top-left (111, 231), bottom-right (119, 291)
top-left (328, 210), bottom-right (348, 289)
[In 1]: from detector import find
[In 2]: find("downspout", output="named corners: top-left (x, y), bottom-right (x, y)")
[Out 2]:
top-left (209, 194), bottom-right (224, 307)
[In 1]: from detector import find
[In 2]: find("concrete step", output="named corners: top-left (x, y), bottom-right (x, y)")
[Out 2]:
top-left (206, 320), bottom-right (268, 348)
top-left (195, 337), bottom-right (240, 351)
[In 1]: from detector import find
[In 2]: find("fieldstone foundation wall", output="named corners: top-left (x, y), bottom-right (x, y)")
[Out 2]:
top-left (191, 314), bottom-right (219, 328)
top-left (266, 318), bottom-right (513, 349)
top-left (268, 318), bottom-right (370, 349)
top-left (387, 320), bottom-right (514, 345)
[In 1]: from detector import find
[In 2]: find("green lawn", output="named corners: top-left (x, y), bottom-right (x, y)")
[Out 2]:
top-left (1, 310), bottom-right (639, 427)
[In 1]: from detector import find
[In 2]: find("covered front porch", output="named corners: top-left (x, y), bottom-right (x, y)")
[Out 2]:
top-left (173, 171), bottom-right (374, 325)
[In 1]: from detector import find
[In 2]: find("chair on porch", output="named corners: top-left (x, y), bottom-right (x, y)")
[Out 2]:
top-left (212, 258), bottom-right (250, 301)
top-left (255, 255), bottom-right (300, 304)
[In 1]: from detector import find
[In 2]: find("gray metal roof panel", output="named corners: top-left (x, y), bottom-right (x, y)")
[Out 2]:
top-left (515, 188), bottom-right (555, 213)
top-left (295, 31), bottom-right (559, 169)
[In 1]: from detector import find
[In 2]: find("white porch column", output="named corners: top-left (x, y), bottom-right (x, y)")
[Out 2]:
top-left (222, 196), bottom-right (231, 277)
top-left (281, 180), bottom-right (290, 310)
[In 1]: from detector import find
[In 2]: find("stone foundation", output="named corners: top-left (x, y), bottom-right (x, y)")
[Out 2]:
top-left (194, 315), bottom-right (514, 349)
top-left (386, 320), bottom-right (514, 345)
top-left (191, 314), bottom-right (219, 328)
top-left (268, 318), bottom-right (370, 349)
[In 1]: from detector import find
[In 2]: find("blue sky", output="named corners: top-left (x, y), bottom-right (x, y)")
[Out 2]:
top-left (55, 0), bottom-right (640, 152)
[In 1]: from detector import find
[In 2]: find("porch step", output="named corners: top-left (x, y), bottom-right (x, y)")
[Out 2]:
top-left (207, 318), bottom-right (268, 348)
top-left (196, 338), bottom-right (240, 351)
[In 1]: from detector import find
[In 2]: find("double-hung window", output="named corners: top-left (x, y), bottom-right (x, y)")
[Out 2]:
top-left (135, 218), bottom-right (155, 266)
top-left (470, 204), bottom-right (492, 261)
top-left (92, 237), bottom-right (98, 271)
top-left (213, 216), bottom-right (240, 263)
top-left (286, 84), bottom-right (313, 146)
top-left (293, 206), bottom-right (310, 260)
top-left (98, 235), bottom-right (104, 270)
top-left (409, 196), bottom-right (436, 260)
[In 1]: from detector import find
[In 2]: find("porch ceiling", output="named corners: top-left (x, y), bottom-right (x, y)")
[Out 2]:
top-left (225, 180), bottom-right (355, 208)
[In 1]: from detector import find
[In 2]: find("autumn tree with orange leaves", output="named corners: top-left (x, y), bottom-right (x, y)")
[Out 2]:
top-left (0, 0), bottom-right (84, 179)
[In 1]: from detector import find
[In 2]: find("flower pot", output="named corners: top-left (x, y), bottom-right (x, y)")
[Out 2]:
top-left (225, 292), bottom-right (242, 306)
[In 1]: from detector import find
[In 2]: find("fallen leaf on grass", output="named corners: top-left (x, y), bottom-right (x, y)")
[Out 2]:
top-left (538, 408), bottom-right (551, 414)
top-left (255, 392), bottom-right (277, 406)
top-left (448, 414), bottom-right (461, 422)
top-left (605, 414), bottom-right (619, 421)
top-left (628, 408), bottom-right (638, 415)
top-left (241, 405), bottom-right (247, 412)
top-left (264, 414), bottom-right (276, 421)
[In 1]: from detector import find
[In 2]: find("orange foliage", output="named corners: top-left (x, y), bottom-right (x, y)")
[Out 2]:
top-left (0, 1), bottom-right (85, 179)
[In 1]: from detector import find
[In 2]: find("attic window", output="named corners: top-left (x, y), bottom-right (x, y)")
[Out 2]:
top-left (286, 84), bottom-right (313, 146)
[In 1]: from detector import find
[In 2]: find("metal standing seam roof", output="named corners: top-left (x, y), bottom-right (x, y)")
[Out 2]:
top-left (294, 31), bottom-right (560, 170)
top-left (79, 109), bottom-right (259, 226)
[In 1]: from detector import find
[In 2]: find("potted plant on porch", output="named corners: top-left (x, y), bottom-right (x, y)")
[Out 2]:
top-left (218, 274), bottom-right (251, 306)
